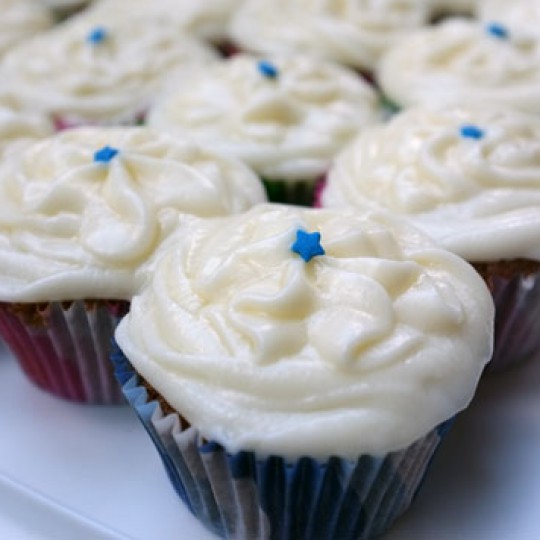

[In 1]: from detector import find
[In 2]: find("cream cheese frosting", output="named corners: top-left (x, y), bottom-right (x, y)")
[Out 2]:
top-left (478, 0), bottom-right (540, 37)
top-left (378, 19), bottom-right (540, 113)
top-left (84, 0), bottom-right (243, 41)
top-left (0, 91), bottom-right (53, 158)
top-left (0, 0), bottom-right (53, 59)
top-left (0, 16), bottom-right (218, 124)
top-left (115, 204), bottom-right (494, 459)
top-left (148, 54), bottom-right (381, 181)
top-left (323, 105), bottom-right (540, 262)
top-left (229, 0), bottom-right (430, 71)
top-left (0, 127), bottom-right (266, 302)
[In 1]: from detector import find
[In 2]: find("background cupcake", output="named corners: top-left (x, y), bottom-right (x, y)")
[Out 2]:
top-left (0, 0), bottom-right (53, 59)
top-left (0, 126), bottom-right (266, 403)
top-left (377, 18), bottom-right (540, 114)
top-left (148, 53), bottom-right (382, 205)
top-left (83, 0), bottom-right (243, 48)
top-left (322, 104), bottom-right (540, 372)
top-left (477, 0), bottom-right (540, 37)
top-left (113, 203), bottom-right (493, 539)
top-left (0, 15), bottom-right (218, 129)
top-left (0, 90), bottom-right (54, 158)
top-left (229, 0), bottom-right (430, 74)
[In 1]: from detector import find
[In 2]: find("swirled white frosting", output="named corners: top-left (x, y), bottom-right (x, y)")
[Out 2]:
top-left (148, 54), bottom-right (381, 181)
top-left (0, 127), bottom-right (266, 302)
top-left (115, 204), bottom-right (494, 458)
top-left (229, 0), bottom-right (430, 70)
top-left (478, 0), bottom-right (540, 37)
top-left (323, 105), bottom-right (540, 262)
top-left (85, 0), bottom-right (243, 41)
top-left (0, 0), bottom-right (53, 58)
top-left (0, 16), bottom-right (218, 124)
top-left (0, 91), bottom-right (53, 158)
top-left (378, 19), bottom-right (540, 113)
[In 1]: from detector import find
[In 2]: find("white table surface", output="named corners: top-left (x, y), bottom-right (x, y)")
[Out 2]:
top-left (2, 343), bottom-right (540, 540)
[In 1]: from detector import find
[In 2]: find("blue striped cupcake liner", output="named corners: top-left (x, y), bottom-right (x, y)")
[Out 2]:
top-left (111, 344), bottom-right (454, 540)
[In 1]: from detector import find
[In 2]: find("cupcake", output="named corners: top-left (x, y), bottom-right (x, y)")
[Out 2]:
top-left (0, 0), bottom-right (53, 59)
top-left (478, 0), bottom-right (540, 37)
top-left (83, 0), bottom-right (243, 46)
top-left (0, 126), bottom-right (266, 403)
top-left (322, 105), bottom-right (540, 372)
top-left (0, 90), bottom-right (54, 158)
top-left (229, 0), bottom-right (430, 73)
top-left (113, 204), bottom-right (493, 539)
top-left (377, 18), bottom-right (540, 114)
top-left (148, 53), bottom-right (382, 205)
top-left (0, 15), bottom-right (218, 129)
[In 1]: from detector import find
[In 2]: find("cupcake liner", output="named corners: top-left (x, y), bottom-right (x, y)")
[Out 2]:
top-left (215, 41), bottom-right (241, 58)
top-left (262, 176), bottom-right (321, 207)
top-left (52, 111), bottom-right (146, 131)
top-left (0, 300), bottom-right (129, 404)
top-left (484, 268), bottom-right (540, 373)
top-left (112, 346), bottom-right (454, 540)
top-left (313, 175), bottom-right (327, 208)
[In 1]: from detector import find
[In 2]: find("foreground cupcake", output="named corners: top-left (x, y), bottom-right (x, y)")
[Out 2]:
top-left (113, 204), bottom-right (493, 539)
top-left (378, 18), bottom-right (540, 114)
top-left (322, 105), bottom-right (540, 371)
top-left (229, 0), bottom-right (430, 73)
top-left (0, 0), bottom-right (53, 59)
top-left (0, 15), bottom-right (218, 129)
top-left (148, 54), bottom-right (381, 205)
top-left (0, 127), bottom-right (265, 403)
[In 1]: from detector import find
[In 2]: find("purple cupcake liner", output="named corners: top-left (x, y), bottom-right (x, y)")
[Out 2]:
top-left (0, 300), bottom-right (129, 404)
top-left (485, 268), bottom-right (540, 373)
top-left (111, 345), bottom-right (454, 540)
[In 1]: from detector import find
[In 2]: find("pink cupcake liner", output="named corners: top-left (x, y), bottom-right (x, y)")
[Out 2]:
top-left (52, 110), bottom-right (147, 131)
top-left (0, 300), bottom-right (129, 404)
top-left (313, 174), bottom-right (327, 208)
top-left (485, 269), bottom-right (540, 373)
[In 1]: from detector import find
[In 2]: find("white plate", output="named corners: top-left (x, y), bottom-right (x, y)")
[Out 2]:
top-left (2, 346), bottom-right (540, 540)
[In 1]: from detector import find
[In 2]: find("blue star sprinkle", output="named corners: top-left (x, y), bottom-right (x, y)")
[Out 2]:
top-left (87, 26), bottom-right (108, 45)
top-left (459, 125), bottom-right (485, 140)
top-left (94, 145), bottom-right (119, 163)
top-left (291, 229), bottom-right (325, 262)
top-left (257, 60), bottom-right (279, 79)
top-left (485, 22), bottom-right (509, 40)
